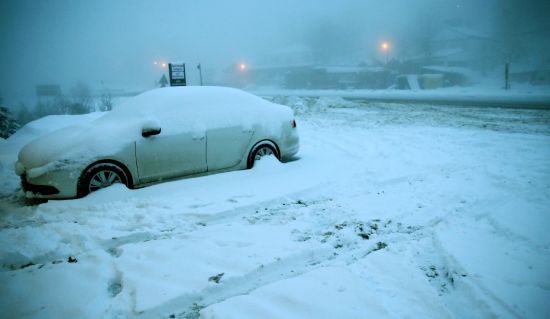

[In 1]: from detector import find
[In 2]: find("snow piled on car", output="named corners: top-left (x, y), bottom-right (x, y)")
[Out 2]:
top-left (1, 112), bottom-right (103, 163)
top-left (108, 86), bottom-right (293, 135)
top-left (15, 87), bottom-right (294, 178)
top-left (0, 113), bottom-right (105, 194)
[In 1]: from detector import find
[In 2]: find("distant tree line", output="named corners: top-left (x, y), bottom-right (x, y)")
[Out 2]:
top-left (0, 82), bottom-right (114, 138)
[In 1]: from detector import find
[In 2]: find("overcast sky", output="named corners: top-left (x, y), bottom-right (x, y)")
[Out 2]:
top-left (2, 0), bottom-right (548, 107)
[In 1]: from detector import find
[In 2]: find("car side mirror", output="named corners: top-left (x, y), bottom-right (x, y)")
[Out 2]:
top-left (142, 121), bottom-right (162, 137)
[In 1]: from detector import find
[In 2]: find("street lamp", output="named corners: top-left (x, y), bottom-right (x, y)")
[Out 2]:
top-left (239, 63), bottom-right (247, 71)
top-left (153, 61), bottom-right (168, 68)
top-left (381, 41), bottom-right (390, 65)
top-left (197, 63), bottom-right (203, 86)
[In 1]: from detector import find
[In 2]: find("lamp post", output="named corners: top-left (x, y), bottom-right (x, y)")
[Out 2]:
top-left (381, 41), bottom-right (390, 66)
top-left (197, 63), bottom-right (203, 86)
top-left (504, 62), bottom-right (510, 90)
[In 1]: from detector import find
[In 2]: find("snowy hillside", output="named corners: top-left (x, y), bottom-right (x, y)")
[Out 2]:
top-left (0, 98), bottom-right (549, 318)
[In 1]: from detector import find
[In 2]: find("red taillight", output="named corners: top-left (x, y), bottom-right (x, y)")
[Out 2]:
top-left (291, 119), bottom-right (297, 128)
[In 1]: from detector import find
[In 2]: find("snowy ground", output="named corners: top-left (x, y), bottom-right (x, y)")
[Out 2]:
top-left (1, 97), bottom-right (549, 318)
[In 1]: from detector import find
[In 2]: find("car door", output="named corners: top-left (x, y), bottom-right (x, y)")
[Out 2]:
top-left (135, 131), bottom-right (206, 183)
top-left (206, 126), bottom-right (254, 171)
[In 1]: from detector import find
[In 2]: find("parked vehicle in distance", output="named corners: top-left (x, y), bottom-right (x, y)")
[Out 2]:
top-left (15, 86), bottom-right (299, 199)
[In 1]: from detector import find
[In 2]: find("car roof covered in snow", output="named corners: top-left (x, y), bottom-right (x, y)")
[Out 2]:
top-left (112, 86), bottom-right (272, 116)
top-left (102, 86), bottom-right (292, 133)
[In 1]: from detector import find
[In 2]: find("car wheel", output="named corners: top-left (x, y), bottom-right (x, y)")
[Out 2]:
top-left (248, 143), bottom-right (279, 168)
top-left (78, 163), bottom-right (129, 196)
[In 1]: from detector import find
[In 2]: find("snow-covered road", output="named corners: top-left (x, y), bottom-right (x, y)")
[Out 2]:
top-left (1, 97), bottom-right (549, 318)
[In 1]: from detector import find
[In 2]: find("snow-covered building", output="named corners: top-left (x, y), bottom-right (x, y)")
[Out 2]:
top-left (393, 25), bottom-right (495, 88)
top-left (509, 63), bottom-right (550, 85)
top-left (284, 66), bottom-right (392, 89)
top-left (224, 44), bottom-right (393, 89)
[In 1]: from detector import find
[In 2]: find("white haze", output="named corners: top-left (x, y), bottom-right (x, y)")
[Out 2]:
top-left (1, 0), bottom-right (549, 106)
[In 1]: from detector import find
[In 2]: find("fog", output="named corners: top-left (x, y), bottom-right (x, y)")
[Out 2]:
top-left (1, 0), bottom-right (549, 107)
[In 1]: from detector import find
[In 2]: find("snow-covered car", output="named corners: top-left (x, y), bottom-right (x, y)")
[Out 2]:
top-left (15, 86), bottom-right (299, 199)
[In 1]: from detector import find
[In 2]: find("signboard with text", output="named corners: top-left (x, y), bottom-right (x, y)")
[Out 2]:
top-left (169, 63), bottom-right (186, 86)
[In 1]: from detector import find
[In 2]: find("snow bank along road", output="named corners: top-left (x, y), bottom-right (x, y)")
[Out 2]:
top-left (0, 97), bottom-right (549, 318)
top-left (254, 89), bottom-right (550, 109)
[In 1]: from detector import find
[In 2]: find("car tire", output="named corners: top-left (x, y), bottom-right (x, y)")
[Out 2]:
top-left (78, 163), bottom-right (129, 197)
top-left (247, 142), bottom-right (279, 168)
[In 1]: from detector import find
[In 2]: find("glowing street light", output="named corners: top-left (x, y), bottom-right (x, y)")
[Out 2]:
top-left (239, 63), bottom-right (247, 71)
top-left (153, 61), bottom-right (168, 68)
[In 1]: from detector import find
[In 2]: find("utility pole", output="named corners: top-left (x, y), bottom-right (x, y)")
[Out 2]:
top-left (504, 62), bottom-right (510, 90)
top-left (197, 63), bottom-right (203, 86)
top-left (381, 41), bottom-right (390, 67)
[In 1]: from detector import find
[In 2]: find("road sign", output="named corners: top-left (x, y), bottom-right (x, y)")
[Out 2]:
top-left (169, 63), bottom-right (186, 86)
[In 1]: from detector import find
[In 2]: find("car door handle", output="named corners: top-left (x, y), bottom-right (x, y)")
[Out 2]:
top-left (193, 136), bottom-right (205, 140)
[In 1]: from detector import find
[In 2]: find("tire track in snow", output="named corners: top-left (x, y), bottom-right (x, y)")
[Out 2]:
top-left (132, 248), bottom-right (336, 319)
top-left (420, 228), bottom-right (525, 319)
top-left (127, 201), bottom-right (451, 319)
